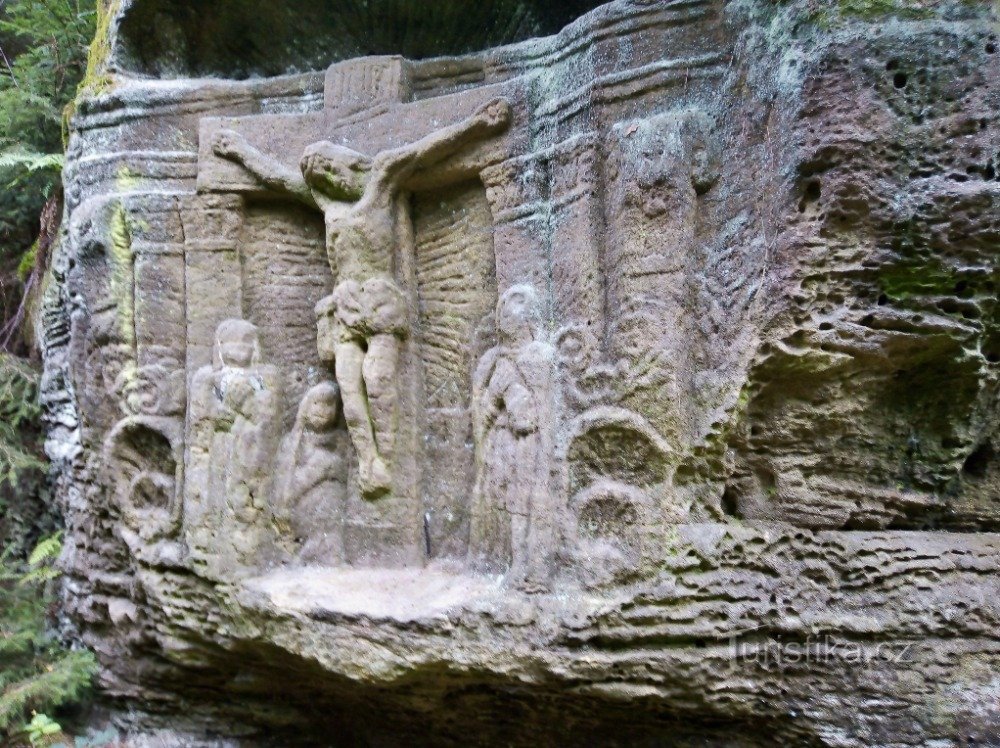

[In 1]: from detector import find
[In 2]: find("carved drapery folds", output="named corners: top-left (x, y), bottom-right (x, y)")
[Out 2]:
top-left (186, 319), bottom-right (282, 572)
top-left (468, 285), bottom-right (557, 588)
top-left (275, 381), bottom-right (348, 563)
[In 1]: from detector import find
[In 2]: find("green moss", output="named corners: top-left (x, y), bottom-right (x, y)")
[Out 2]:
top-left (63, 0), bottom-right (119, 138)
top-left (838, 0), bottom-right (935, 20)
top-left (15, 241), bottom-right (38, 282)
top-left (82, 0), bottom-right (118, 94)
top-left (108, 201), bottom-right (135, 346)
top-left (662, 526), bottom-right (682, 557)
top-left (878, 258), bottom-right (956, 300)
top-left (114, 164), bottom-right (139, 192)
top-left (809, 0), bottom-right (943, 27)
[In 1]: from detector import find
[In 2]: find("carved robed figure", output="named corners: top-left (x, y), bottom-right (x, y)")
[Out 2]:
top-left (187, 319), bottom-right (282, 566)
top-left (469, 285), bottom-right (557, 588)
top-left (275, 381), bottom-right (348, 564)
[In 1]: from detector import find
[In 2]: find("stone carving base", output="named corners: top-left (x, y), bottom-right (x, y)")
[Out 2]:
top-left (84, 524), bottom-right (1000, 745)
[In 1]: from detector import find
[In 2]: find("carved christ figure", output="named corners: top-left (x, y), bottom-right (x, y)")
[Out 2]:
top-left (212, 98), bottom-right (511, 497)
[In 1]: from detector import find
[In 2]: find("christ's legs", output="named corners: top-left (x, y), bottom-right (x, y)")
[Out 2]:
top-left (335, 340), bottom-right (389, 497)
top-left (363, 332), bottom-right (400, 462)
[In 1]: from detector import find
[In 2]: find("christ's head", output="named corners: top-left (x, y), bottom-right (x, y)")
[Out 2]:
top-left (300, 142), bottom-right (372, 201)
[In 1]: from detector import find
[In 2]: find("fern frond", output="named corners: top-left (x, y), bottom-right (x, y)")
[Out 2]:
top-left (18, 566), bottom-right (61, 587)
top-left (0, 650), bottom-right (96, 731)
top-left (26, 534), bottom-right (62, 568)
top-left (0, 355), bottom-right (45, 493)
top-left (0, 148), bottom-right (64, 175)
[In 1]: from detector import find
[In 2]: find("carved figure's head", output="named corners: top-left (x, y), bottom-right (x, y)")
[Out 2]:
top-left (299, 382), bottom-right (340, 432)
top-left (497, 284), bottom-right (542, 344)
top-left (300, 142), bottom-right (371, 201)
top-left (608, 298), bottom-right (667, 371)
top-left (556, 323), bottom-right (599, 376)
top-left (214, 319), bottom-right (260, 369)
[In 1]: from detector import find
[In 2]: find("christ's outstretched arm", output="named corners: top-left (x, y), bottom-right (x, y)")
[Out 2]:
top-left (369, 98), bottom-right (511, 194)
top-left (212, 129), bottom-right (317, 207)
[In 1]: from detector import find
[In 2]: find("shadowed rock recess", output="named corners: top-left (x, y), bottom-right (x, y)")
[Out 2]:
top-left (45, 0), bottom-right (1000, 744)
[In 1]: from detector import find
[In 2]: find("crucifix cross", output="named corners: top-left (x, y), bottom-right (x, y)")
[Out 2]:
top-left (196, 55), bottom-right (514, 500)
top-left (197, 55), bottom-right (512, 199)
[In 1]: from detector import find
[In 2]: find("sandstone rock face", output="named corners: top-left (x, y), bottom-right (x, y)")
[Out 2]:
top-left (43, 0), bottom-right (1000, 744)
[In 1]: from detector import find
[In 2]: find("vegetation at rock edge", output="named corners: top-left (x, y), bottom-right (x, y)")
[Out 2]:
top-left (0, 1), bottom-right (100, 744)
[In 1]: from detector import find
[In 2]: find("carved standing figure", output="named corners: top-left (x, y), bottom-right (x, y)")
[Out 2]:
top-left (275, 382), bottom-right (347, 565)
top-left (213, 98), bottom-right (511, 498)
top-left (188, 319), bottom-right (281, 563)
top-left (468, 285), bottom-right (557, 589)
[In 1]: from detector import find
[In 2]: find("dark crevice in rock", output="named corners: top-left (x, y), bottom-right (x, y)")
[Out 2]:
top-left (119, 641), bottom-right (819, 747)
top-left (114, 0), bottom-right (610, 79)
top-left (962, 441), bottom-right (995, 479)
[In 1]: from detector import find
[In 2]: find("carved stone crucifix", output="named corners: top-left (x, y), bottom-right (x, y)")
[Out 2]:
top-left (197, 56), bottom-right (513, 502)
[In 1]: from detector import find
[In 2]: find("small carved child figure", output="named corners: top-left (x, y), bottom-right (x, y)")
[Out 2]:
top-left (275, 382), bottom-right (348, 565)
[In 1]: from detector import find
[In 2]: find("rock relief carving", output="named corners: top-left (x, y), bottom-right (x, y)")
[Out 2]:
top-left (103, 417), bottom-right (182, 553)
top-left (555, 302), bottom-right (671, 415)
top-left (411, 181), bottom-right (499, 561)
top-left (49, 8), bottom-right (1000, 735)
top-left (469, 284), bottom-right (558, 589)
top-left (187, 319), bottom-right (282, 568)
top-left (274, 382), bottom-right (348, 565)
top-left (176, 59), bottom-right (714, 582)
top-left (561, 407), bottom-right (676, 587)
top-left (65, 197), bottom-right (189, 564)
top-left (572, 481), bottom-right (653, 588)
top-left (212, 97), bottom-right (512, 498)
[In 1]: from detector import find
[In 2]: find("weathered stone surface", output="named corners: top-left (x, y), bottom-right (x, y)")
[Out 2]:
top-left (43, 0), bottom-right (1000, 744)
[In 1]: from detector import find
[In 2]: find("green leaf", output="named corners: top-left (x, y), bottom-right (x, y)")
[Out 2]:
top-left (27, 534), bottom-right (63, 568)
top-left (0, 651), bottom-right (96, 731)
top-left (0, 147), bottom-right (64, 185)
